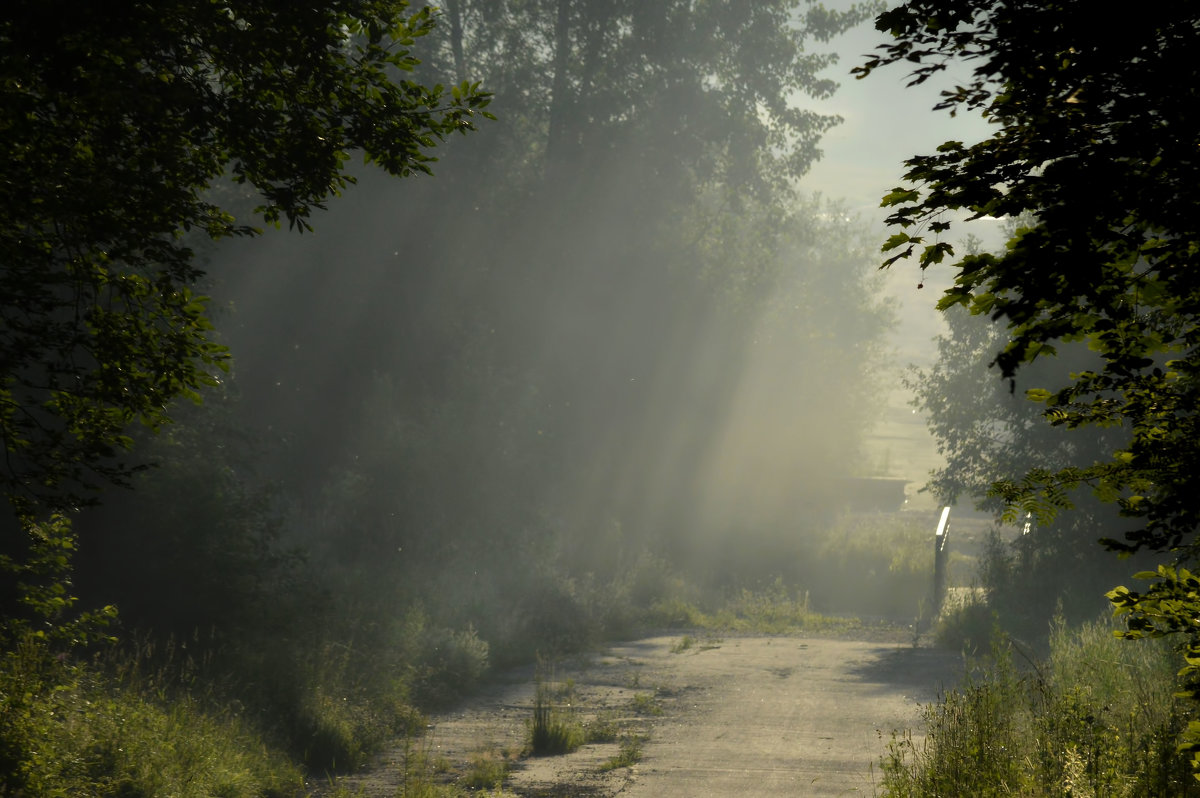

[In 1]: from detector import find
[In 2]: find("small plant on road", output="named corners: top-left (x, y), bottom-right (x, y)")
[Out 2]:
top-left (600, 734), bottom-right (645, 771)
top-left (671, 635), bottom-right (695, 654)
top-left (630, 692), bottom-right (664, 716)
top-left (462, 745), bottom-right (512, 790)
top-left (527, 678), bottom-right (584, 756)
top-left (585, 710), bottom-right (621, 743)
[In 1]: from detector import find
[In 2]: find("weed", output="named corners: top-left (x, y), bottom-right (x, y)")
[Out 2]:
top-left (879, 615), bottom-right (1198, 796)
top-left (0, 633), bottom-right (302, 798)
top-left (462, 746), bottom-right (511, 790)
top-left (712, 578), bottom-right (863, 635)
top-left (600, 734), bottom-right (645, 771)
top-left (397, 734), bottom-right (439, 797)
top-left (630, 692), bottom-right (664, 716)
top-left (553, 677), bottom-right (577, 702)
top-left (670, 635), bottom-right (695, 654)
top-left (932, 588), bottom-right (997, 653)
top-left (528, 678), bottom-right (584, 756)
top-left (584, 710), bottom-right (621, 743)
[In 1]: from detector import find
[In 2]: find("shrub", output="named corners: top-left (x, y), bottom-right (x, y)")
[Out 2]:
top-left (798, 513), bottom-right (934, 620)
top-left (933, 590), bottom-right (998, 653)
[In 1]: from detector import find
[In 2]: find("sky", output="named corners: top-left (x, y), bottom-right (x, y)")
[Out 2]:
top-left (801, 5), bottom-right (995, 222)
top-left (796, 6), bottom-right (1002, 500)
top-left (801, 4), bottom-right (1002, 338)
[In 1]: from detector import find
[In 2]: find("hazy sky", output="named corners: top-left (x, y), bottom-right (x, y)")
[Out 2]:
top-left (797, 5), bottom-right (1002, 495)
top-left (801, 6), bottom-right (995, 220)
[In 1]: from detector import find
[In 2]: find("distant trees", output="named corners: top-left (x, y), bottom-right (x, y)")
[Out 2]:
top-left (206, 0), bottom-right (894, 616)
top-left (31, 0), bottom-right (896, 667)
top-left (858, 0), bottom-right (1200, 769)
top-left (909, 301), bottom-right (1141, 631)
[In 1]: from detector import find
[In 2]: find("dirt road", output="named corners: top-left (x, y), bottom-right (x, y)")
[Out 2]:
top-left (341, 633), bottom-right (962, 797)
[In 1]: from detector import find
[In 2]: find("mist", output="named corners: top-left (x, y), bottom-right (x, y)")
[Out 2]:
top-left (113, 1), bottom-right (894, 620)
top-left (64, 0), bottom-right (939, 764)
top-left (15, 2), bottom-right (1200, 794)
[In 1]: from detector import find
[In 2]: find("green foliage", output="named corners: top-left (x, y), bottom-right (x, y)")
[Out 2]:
top-left (1108, 566), bottom-right (1200, 771)
top-left (249, 626), bottom-right (431, 772)
top-left (0, 635), bottom-right (302, 798)
top-left (461, 746), bottom-right (512, 791)
top-left (583, 711), bottom-right (622, 744)
top-left (861, 0), bottom-right (1200, 773)
top-left (645, 578), bottom-right (864, 636)
top-left (418, 0), bottom-right (879, 198)
top-left (0, 0), bottom-right (490, 514)
top-left (629, 692), bottom-right (664, 717)
top-left (798, 514), bottom-right (934, 620)
top-left (0, 514), bottom-right (117, 649)
top-left (932, 591), bottom-right (998, 654)
top-left (908, 285), bottom-right (1159, 640)
top-left (881, 617), bottom-right (1196, 796)
top-left (600, 735), bottom-right (645, 772)
top-left (226, 0), bottom-right (898, 674)
top-left (73, 398), bottom-right (301, 639)
top-left (670, 635), bottom-right (696, 654)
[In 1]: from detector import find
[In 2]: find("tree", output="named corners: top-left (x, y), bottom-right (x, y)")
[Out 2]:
top-left (910, 298), bottom-right (1143, 634)
top-left (424, 0), bottom-right (870, 197)
top-left (855, 0), bottom-right (1200, 768)
top-left (0, 1), bottom-right (491, 517)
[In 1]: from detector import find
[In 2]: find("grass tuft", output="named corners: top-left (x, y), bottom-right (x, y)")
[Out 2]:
top-left (600, 734), bottom-right (645, 771)
top-left (527, 677), bottom-right (585, 756)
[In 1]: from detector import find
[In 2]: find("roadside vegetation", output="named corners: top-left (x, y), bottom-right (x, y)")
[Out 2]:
top-left (0, 636), bottom-right (304, 797)
top-left (882, 616), bottom-right (1198, 797)
top-left (0, 503), bottom-right (933, 796)
top-left (860, 0), bottom-right (1200, 786)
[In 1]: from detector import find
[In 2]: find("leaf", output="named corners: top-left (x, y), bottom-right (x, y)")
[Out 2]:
top-left (881, 187), bottom-right (920, 207)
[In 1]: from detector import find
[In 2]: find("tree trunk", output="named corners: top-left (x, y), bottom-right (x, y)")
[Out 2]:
top-left (444, 0), bottom-right (467, 85)
top-left (545, 0), bottom-right (573, 181)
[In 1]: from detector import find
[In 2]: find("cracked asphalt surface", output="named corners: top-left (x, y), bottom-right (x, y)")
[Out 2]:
top-left (339, 633), bottom-right (962, 797)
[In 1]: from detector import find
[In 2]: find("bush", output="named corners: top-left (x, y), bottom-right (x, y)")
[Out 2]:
top-left (933, 590), bottom-right (998, 653)
top-left (798, 513), bottom-right (934, 620)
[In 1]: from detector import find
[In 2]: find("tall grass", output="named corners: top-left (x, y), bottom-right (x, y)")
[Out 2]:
top-left (644, 577), bottom-right (874, 635)
top-left (0, 634), bottom-right (303, 798)
top-left (527, 675), bottom-right (585, 756)
top-left (880, 615), bottom-right (1198, 797)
